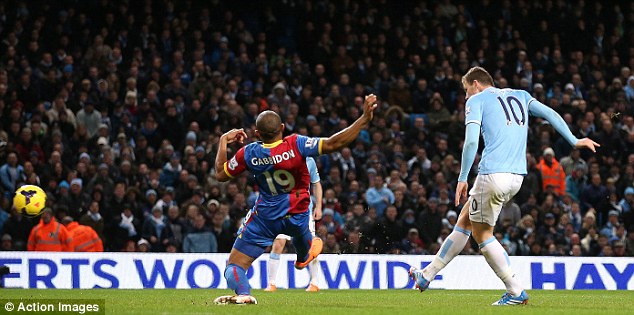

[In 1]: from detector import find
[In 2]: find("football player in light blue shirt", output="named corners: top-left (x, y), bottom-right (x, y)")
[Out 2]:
top-left (409, 67), bottom-right (599, 305)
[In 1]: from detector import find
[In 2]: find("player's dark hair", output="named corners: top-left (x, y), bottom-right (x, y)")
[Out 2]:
top-left (256, 110), bottom-right (282, 142)
top-left (462, 66), bottom-right (494, 86)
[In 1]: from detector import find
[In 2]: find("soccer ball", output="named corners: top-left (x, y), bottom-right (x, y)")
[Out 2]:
top-left (13, 185), bottom-right (47, 217)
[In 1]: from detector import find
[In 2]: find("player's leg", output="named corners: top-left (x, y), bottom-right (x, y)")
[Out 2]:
top-left (470, 174), bottom-right (527, 305)
top-left (215, 210), bottom-right (275, 305)
top-left (288, 211), bottom-right (322, 269)
top-left (265, 235), bottom-right (289, 291)
top-left (306, 212), bottom-right (320, 291)
top-left (224, 247), bottom-right (256, 295)
top-left (410, 202), bottom-right (472, 291)
top-left (471, 221), bottom-right (527, 305)
top-left (214, 246), bottom-right (259, 305)
top-left (306, 259), bottom-right (320, 291)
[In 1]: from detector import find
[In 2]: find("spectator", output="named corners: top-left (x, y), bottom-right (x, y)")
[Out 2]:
top-left (79, 200), bottom-right (105, 242)
top-left (142, 205), bottom-right (171, 252)
top-left (537, 213), bottom-right (563, 244)
top-left (137, 238), bottom-right (150, 253)
top-left (111, 204), bottom-right (141, 251)
top-left (331, 147), bottom-right (357, 179)
top-left (211, 211), bottom-right (233, 253)
top-left (62, 216), bottom-right (103, 252)
top-left (183, 214), bottom-right (217, 253)
top-left (341, 229), bottom-right (369, 254)
top-left (316, 208), bottom-right (344, 241)
top-left (344, 203), bottom-right (373, 236)
top-left (565, 164), bottom-right (588, 202)
top-left (619, 187), bottom-right (634, 213)
top-left (322, 233), bottom-right (341, 254)
top-left (426, 95), bottom-right (452, 131)
top-left (581, 226), bottom-right (600, 256)
top-left (1, 209), bottom-right (34, 250)
top-left (86, 163), bottom-right (115, 200)
top-left (536, 147), bottom-right (566, 197)
top-left (365, 175), bottom-right (395, 217)
top-left (370, 206), bottom-right (404, 254)
top-left (76, 101), bottom-right (101, 138)
top-left (401, 228), bottom-right (426, 254)
top-left (568, 202), bottom-right (584, 232)
top-left (497, 198), bottom-right (522, 227)
top-left (27, 208), bottom-right (71, 251)
top-left (139, 189), bottom-right (157, 216)
top-left (1, 234), bottom-right (13, 251)
top-left (154, 187), bottom-right (177, 214)
top-left (322, 188), bottom-right (343, 216)
top-left (613, 241), bottom-right (627, 257)
top-left (0, 152), bottom-right (24, 192)
top-left (165, 205), bottom-right (185, 251)
top-left (159, 153), bottom-right (182, 188)
top-left (581, 174), bottom-right (610, 224)
top-left (400, 208), bottom-right (419, 233)
top-left (417, 197), bottom-right (443, 246)
top-left (559, 148), bottom-right (587, 175)
top-left (600, 210), bottom-right (621, 239)
top-left (61, 178), bottom-right (90, 219)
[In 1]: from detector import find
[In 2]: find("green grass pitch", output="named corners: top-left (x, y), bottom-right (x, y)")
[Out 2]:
top-left (2, 289), bottom-right (633, 315)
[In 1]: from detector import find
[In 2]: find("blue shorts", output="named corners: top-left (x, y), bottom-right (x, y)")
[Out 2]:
top-left (234, 210), bottom-right (312, 259)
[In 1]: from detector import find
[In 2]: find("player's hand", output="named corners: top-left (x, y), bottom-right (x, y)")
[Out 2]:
top-left (314, 206), bottom-right (322, 221)
top-left (362, 94), bottom-right (378, 123)
top-left (222, 128), bottom-right (248, 144)
top-left (575, 138), bottom-right (600, 153)
top-left (455, 181), bottom-right (468, 207)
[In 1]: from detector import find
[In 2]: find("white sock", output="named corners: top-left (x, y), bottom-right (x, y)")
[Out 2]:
top-left (422, 226), bottom-right (471, 281)
top-left (268, 252), bottom-right (281, 286)
top-left (308, 259), bottom-right (319, 285)
top-left (479, 236), bottom-right (523, 296)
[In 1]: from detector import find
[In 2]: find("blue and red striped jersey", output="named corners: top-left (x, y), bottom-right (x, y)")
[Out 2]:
top-left (224, 134), bottom-right (322, 220)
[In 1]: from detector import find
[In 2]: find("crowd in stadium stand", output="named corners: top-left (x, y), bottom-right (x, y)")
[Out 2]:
top-left (0, 0), bottom-right (633, 257)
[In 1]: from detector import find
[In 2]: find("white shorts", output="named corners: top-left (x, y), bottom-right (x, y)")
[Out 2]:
top-left (467, 173), bottom-right (523, 226)
top-left (276, 210), bottom-right (315, 241)
top-left (275, 234), bottom-right (292, 241)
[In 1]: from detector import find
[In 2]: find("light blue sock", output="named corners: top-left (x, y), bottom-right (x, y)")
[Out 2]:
top-left (225, 264), bottom-right (250, 295)
top-left (422, 226), bottom-right (471, 280)
top-left (480, 236), bottom-right (523, 296)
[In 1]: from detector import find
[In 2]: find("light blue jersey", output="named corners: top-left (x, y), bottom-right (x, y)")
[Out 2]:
top-left (459, 85), bottom-right (578, 182)
top-left (306, 157), bottom-right (320, 212)
top-left (464, 87), bottom-right (535, 176)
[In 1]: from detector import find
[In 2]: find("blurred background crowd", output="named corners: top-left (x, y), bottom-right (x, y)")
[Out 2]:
top-left (0, 0), bottom-right (633, 257)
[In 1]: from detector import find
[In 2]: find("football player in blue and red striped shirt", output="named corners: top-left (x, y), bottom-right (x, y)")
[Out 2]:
top-left (213, 94), bottom-right (377, 305)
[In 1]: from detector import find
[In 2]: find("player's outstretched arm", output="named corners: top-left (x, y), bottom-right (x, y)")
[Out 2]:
top-left (321, 94), bottom-right (377, 154)
top-left (529, 100), bottom-right (601, 152)
top-left (528, 100), bottom-right (597, 147)
top-left (215, 128), bottom-right (248, 182)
